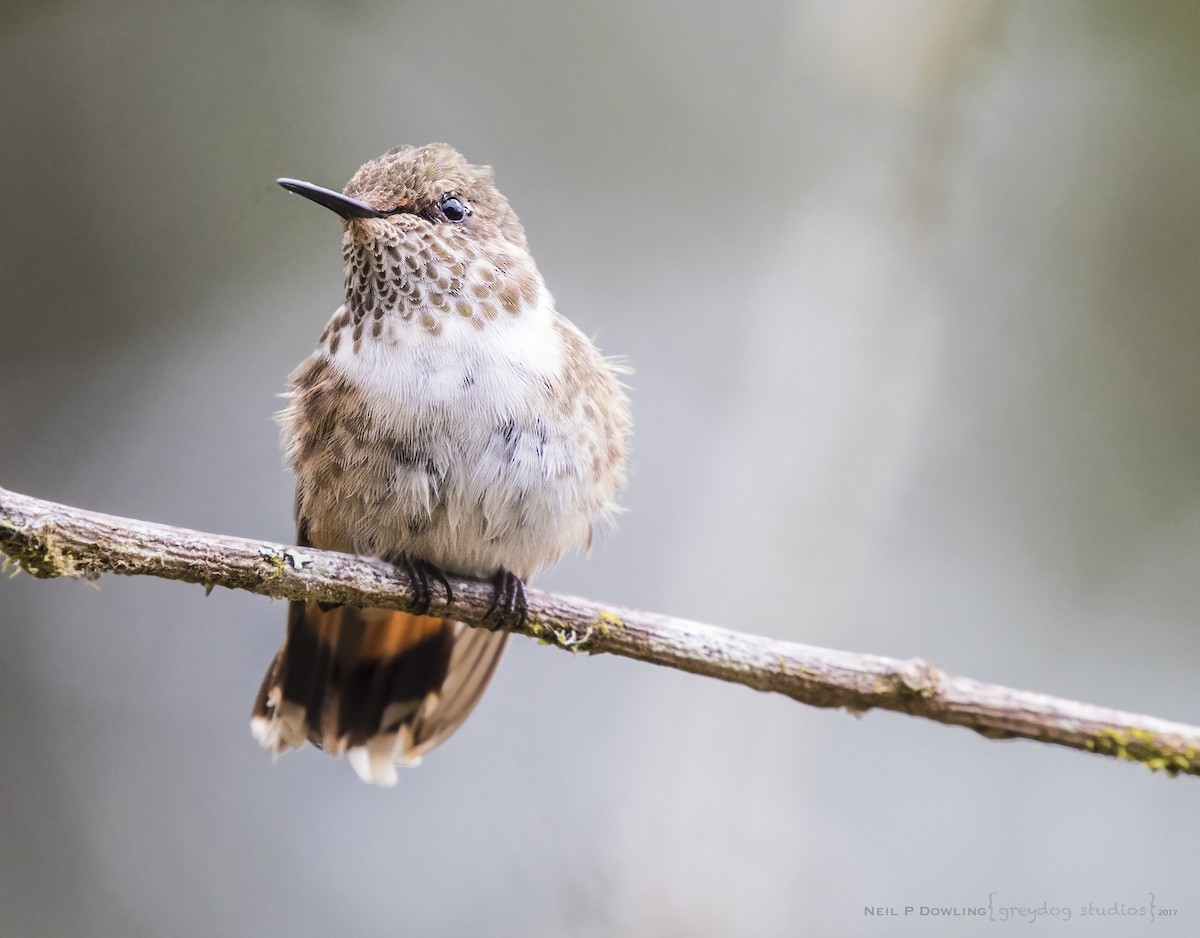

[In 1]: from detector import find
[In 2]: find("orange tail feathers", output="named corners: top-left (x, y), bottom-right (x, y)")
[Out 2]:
top-left (252, 600), bottom-right (506, 785)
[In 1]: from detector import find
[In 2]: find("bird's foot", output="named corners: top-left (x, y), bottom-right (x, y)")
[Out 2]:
top-left (483, 569), bottom-right (527, 632)
top-left (389, 553), bottom-right (453, 615)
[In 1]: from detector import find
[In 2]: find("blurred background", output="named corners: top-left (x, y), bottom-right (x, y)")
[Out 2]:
top-left (2, 1), bottom-right (1199, 935)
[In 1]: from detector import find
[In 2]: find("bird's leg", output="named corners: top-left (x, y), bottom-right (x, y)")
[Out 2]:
top-left (388, 553), bottom-right (453, 615)
top-left (482, 569), bottom-right (528, 632)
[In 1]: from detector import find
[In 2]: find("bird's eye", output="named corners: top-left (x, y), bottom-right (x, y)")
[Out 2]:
top-left (440, 196), bottom-right (467, 222)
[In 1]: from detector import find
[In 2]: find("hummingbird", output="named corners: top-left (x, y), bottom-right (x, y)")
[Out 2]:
top-left (250, 143), bottom-right (630, 785)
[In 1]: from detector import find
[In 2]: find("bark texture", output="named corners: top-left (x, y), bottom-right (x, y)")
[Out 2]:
top-left (1, 484), bottom-right (1196, 777)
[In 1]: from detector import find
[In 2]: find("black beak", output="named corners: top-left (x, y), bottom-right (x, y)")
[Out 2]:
top-left (276, 178), bottom-right (385, 219)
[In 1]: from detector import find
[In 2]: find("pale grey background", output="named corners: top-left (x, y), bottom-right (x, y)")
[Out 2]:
top-left (2, 2), bottom-right (1198, 936)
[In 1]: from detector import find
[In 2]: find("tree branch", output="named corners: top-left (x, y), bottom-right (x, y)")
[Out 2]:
top-left (1, 483), bottom-right (1196, 777)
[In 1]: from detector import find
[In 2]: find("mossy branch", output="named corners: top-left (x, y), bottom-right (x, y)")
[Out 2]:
top-left (2, 483), bottom-right (1197, 777)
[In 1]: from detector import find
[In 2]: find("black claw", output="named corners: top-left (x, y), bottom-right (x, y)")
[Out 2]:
top-left (389, 553), bottom-right (452, 615)
top-left (401, 554), bottom-right (430, 614)
top-left (483, 569), bottom-right (528, 632)
top-left (426, 562), bottom-right (453, 606)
